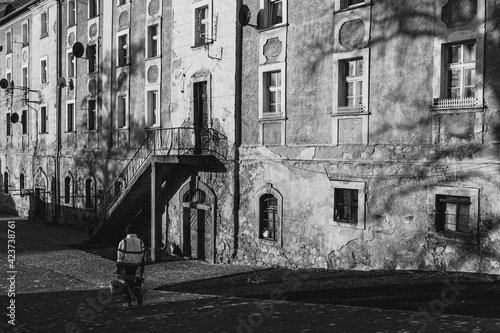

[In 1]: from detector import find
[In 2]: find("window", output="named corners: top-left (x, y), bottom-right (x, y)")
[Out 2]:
top-left (68, 0), bottom-right (76, 27)
top-left (334, 188), bottom-right (358, 223)
top-left (85, 178), bottom-right (94, 208)
top-left (331, 181), bottom-right (366, 227)
top-left (41, 58), bottom-right (47, 84)
top-left (88, 44), bottom-right (97, 73)
top-left (6, 30), bottom-right (12, 53)
top-left (22, 21), bottom-right (29, 46)
top-left (89, 0), bottom-right (98, 19)
top-left (263, 71), bottom-right (282, 115)
top-left (41, 12), bottom-right (48, 37)
top-left (66, 102), bottom-right (75, 132)
top-left (431, 187), bottom-right (479, 239)
top-left (67, 52), bottom-right (76, 78)
top-left (147, 24), bottom-right (159, 58)
top-left (22, 67), bottom-right (28, 88)
top-left (21, 110), bottom-right (28, 135)
top-left (445, 42), bottom-right (476, 100)
top-left (6, 113), bottom-right (11, 136)
top-left (88, 99), bottom-right (96, 130)
top-left (4, 172), bottom-right (9, 194)
top-left (261, 0), bottom-right (287, 28)
top-left (193, 1), bottom-right (212, 46)
top-left (259, 194), bottom-right (278, 240)
top-left (20, 173), bottom-right (25, 191)
top-left (64, 176), bottom-right (72, 204)
top-left (40, 106), bottom-right (47, 133)
top-left (341, 58), bottom-right (363, 107)
top-left (117, 33), bottom-right (128, 66)
top-left (269, 0), bottom-right (283, 25)
top-left (146, 90), bottom-right (158, 126)
top-left (117, 95), bottom-right (128, 128)
top-left (436, 195), bottom-right (471, 233)
top-left (119, 0), bottom-right (126, 5)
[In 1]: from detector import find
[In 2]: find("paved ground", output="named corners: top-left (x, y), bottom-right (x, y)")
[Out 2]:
top-left (1, 216), bottom-right (500, 332)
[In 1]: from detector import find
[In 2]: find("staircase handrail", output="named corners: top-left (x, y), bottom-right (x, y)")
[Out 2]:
top-left (88, 127), bottom-right (228, 237)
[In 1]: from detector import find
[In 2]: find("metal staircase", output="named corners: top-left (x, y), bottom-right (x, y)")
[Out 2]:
top-left (88, 127), bottom-right (227, 242)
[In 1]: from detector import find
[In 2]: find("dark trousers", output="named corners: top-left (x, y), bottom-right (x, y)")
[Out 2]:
top-left (122, 266), bottom-right (141, 299)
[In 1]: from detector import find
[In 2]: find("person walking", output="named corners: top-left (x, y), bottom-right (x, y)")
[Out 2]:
top-left (116, 224), bottom-right (146, 307)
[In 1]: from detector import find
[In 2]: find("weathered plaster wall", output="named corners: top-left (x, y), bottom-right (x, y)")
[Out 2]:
top-left (238, 0), bottom-right (500, 275)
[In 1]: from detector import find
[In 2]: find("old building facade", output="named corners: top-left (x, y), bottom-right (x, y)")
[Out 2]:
top-left (1, 0), bottom-right (500, 274)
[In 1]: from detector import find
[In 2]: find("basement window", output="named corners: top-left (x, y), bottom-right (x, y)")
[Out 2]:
top-left (435, 195), bottom-right (471, 233)
top-left (259, 194), bottom-right (278, 241)
top-left (331, 180), bottom-right (366, 228)
top-left (430, 186), bottom-right (479, 242)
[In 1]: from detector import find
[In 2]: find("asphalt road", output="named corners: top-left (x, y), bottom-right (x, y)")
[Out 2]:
top-left (1, 216), bottom-right (500, 332)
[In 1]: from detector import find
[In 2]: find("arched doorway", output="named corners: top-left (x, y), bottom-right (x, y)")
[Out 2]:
top-left (33, 169), bottom-right (48, 222)
top-left (180, 180), bottom-right (216, 263)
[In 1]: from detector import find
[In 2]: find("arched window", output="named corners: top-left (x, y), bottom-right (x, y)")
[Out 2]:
top-left (4, 172), bottom-right (9, 194)
top-left (64, 176), bottom-right (72, 204)
top-left (259, 194), bottom-right (278, 240)
top-left (85, 178), bottom-right (93, 208)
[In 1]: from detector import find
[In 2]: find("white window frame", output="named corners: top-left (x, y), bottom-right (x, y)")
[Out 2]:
top-left (442, 41), bottom-right (477, 103)
top-left (116, 30), bottom-right (129, 67)
top-left (258, 62), bottom-right (286, 119)
top-left (66, 101), bottom-right (76, 132)
top-left (21, 110), bottom-right (28, 135)
top-left (40, 56), bottom-right (48, 84)
top-left (260, 0), bottom-right (287, 29)
top-left (22, 66), bottom-right (28, 88)
top-left (22, 20), bottom-right (29, 47)
top-left (40, 11), bottom-right (48, 37)
top-left (145, 89), bottom-right (159, 127)
top-left (39, 104), bottom-right (48, 134)
top-left (192, 0), bottom-right (212, 46)
top-left (87, 98), bottom-right (97, 131)
top-left (68, 0), bottom-right (76, 27)
top-left (147, 24), bottom-right (160, 58)
top-left (87, 43), bottom-right (97, 73)
top-left (117, 94), bottom-right (128, 129)
top-left (67, 51), bottom-right (76, 78)
top-left (330, 180), bottom-right (366, 229)
top-left (6, 29), bottom-right (12, 53)
top-left (88, 0), bottom-right (98, 19)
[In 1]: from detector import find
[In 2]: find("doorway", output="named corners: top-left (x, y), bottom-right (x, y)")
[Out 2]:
top-left (180, 181), bottom-right (216, 262)
top-left (193, 81), bottom-right (209, 153)
top-left (34, 187), bottom-right (46, 221)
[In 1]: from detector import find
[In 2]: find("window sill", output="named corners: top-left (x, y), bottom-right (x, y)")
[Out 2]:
top-left (334, 2), bottom-right (372, 14)
top-left (116, 64), bottom-right (129, 69)
top-left (191, 41), bottom-right (214, 49)
top-left (39, 33), bottom-right (49, 39)
top-left (332, 219), bottom-right (364, 229)
top-left (115, 127), bottom-right (129, 131)
top-left (258, 116), bottom-right (286, 122)
top-left (146, 55), bottom-right (162, 61)
top-left (428, 230), bottom-right (478, 245)
top-left (258, 23), bottom-right (288, 33)
top-left (259, 238), bottom-right (277, 245)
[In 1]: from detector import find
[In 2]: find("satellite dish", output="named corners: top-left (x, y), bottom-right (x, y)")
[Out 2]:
top-left (238, 5), bottom-right (251, 26)
top-left (10, 113), bottom-right (19, 123)
top-left (72, 42), bottom-right (85, 58)
top-left (0, 78), bottom-right (9, 89)
top-left (57, 77), bottom-right (66, 87)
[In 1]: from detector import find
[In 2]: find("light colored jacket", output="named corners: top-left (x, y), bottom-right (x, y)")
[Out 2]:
top-left (117, 234), bottom-right (145, 267)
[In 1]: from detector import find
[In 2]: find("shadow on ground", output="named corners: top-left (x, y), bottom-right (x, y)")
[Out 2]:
top-left (155, 268), bottom-right (500, 319)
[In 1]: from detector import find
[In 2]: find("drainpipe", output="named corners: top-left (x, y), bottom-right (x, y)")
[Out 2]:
top-left (54, 0), bottom-right (62, 224)
top-left (233, 0), bottom-right (243, 259)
